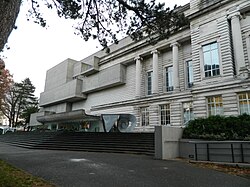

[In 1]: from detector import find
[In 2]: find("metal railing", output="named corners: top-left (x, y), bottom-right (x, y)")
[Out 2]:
top-left (192, 141), bottom-right (250, 164)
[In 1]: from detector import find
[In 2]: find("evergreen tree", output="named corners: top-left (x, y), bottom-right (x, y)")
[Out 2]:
top-left (0, 78), bottom-right (38, 127)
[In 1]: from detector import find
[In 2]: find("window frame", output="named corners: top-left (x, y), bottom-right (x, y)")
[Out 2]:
top-left (183, 102), bottom-right (194, 126)
top-left (159, 104), bottom-right (171, 125)
top-left (206, 95), bottom-right (224, 116)
top-left (238, 92), bottom-right (250, 115)
top-left (146, 71), bottom-right (153, 96)
top-left (199, 39), bottom-right (223, 79)
top-left (140, 107), bottom-right (149, 126)
top-left (185, 59), bottom-right (194, 88)
top-left (164, 65), bottom-right (174, 92)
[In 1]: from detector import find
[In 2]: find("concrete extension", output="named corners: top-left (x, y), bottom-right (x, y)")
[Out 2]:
top-left (155, 126), bottom-right (183, 160)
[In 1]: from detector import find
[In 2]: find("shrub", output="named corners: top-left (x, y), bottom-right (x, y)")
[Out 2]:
top-left (182, 114), bottom-right (250, 140)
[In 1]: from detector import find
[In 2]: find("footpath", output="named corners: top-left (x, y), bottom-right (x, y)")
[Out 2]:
top-left (0, 143), bottom-right (249, 187)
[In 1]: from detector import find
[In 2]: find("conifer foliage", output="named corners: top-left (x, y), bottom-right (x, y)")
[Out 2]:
top-left (0, 78), bottom-right (39, 127)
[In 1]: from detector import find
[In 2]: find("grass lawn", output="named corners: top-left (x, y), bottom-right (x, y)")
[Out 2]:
top-left (0, 159), bottom-right (55, 187)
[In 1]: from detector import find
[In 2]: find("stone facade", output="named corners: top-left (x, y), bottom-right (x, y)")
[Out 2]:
top-left (32, 0), bottom-right (250, 132)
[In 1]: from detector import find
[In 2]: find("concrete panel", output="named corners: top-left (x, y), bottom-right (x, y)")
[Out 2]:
top-left (29, 111), bottom-right (54, 127)
top-left (40, 79), bottom-right (86, 107)
top-left (155, 126), bottom-right (184, 160)
top-left (44, 59), bottom-right (78, 91)
top-left (199, 20), bottom-right (217, 37)
top-left (82, 64), bottom-right (126, 93)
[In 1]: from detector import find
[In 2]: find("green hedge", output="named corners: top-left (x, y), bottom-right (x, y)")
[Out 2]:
top-left (182, 114), bottom-right (250, 140)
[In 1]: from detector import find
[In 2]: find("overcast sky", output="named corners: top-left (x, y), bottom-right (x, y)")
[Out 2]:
top-left (1, 0), bottom-right (190, 97)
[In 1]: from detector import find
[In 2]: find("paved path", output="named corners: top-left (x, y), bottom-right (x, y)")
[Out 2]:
top-left (0, 143), bottom-right (249, 187)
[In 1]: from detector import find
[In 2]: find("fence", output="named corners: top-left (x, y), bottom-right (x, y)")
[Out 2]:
top-left (179, 140), bottom-right (250, 164)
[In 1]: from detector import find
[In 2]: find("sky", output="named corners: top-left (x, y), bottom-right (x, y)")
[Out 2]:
top-left (1, 0), bottom-right (190, 98)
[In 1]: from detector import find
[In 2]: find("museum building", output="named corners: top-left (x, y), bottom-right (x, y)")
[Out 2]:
top-left (30, 0), bottom-right (250, 132)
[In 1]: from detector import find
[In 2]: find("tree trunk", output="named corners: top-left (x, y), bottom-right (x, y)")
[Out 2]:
top-left (0, 0), bottom-right (22, 52)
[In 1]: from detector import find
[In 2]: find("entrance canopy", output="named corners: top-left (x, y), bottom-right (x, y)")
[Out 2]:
top-left (36, 109), bottom-right (101, 124)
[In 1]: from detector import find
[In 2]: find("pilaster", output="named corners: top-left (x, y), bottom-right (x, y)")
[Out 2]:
top-left (151, 50), bottom-right (159, 94)
top-left (135, 56), bottom-right (143, 98)
top-left (227, 11), bottom-right (246, 76)
top-left (170, 42), bottom-right (180, 91)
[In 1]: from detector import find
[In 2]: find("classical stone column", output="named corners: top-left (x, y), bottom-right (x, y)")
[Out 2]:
top-left (246, 35), bottom-right (250, 66)
top-left (135, 56), bottom-right (142, 97)
top-left (151, 50), bottom-right (159, 94)
top-left (170, 42), bottom-right (180, 91)
top-left (228, 12), bottom-right (245, 75)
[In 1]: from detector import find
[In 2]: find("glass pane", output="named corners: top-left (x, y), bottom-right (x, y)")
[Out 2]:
top-left (187, 61), bottom-right (194, 85)
top-left (147, 72), bottom-right (152, 95)
top-left (238, 92), bottom-right (250, 115)
top-left (212, 69), bottom-right (216, 76)
top-left (183, 102), bottom-right (194, 126)
top-left (203, 42), bottom-right (220, 77)
top-left (190, 66), bottom-right (194, 82)
top-left (168, 72), bottom-right (173, 87)
top-left (207, 97), bottom-right (212, 103)
top-left (141, 107), bottom-right (149, 126)
top-left (166, 67), bottom-right (173, 89)
top-left (207, 96), bottom-right (223, 116)
top-left (211, 50), bottom-right (219, 65)
top-left (210, 43), bottom-right (218, 50)
top-left (160, 104), bottom-right (170, 125)
top-left (204, 52), bottom-right (211, 66)
top-left (240, 94), bottom-right (246, 100)
top-left (205, 71), bottom-right (210, 77)
top-left (217, 96), bottom-right (222, 102)
top-left (203, 45), bottom-right (210, 52)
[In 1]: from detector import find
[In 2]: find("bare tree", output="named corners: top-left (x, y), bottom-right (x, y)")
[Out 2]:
top-left (0, 0), bottom-right (189, 51)
top-left (0, 78), bottom-right (38, 127)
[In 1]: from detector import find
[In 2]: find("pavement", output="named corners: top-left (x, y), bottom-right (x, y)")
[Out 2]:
top-left (0, 142), bottom-right (249, 187)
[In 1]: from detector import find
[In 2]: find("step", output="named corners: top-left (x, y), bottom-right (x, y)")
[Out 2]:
top-left (0, 132), bottom-right (155, 156)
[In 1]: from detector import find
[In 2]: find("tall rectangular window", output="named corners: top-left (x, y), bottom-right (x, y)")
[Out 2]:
top-left (207, 96), bottom-right (223, 116)
top-left (166, 66), bottom-right (173, 92)
top-left (141, 107), bottom-right (149, 126)
top-left (203, 42), bottom-right (220, 77)
top-left (238, 92), bottom-right (250, 115)
top-left (183, 102), bottom-right (194, 126)
top-left (186, 60), bottom-right (193, 88)
top-left (160, 104), bottom-right (170, 125)
top-left (147, 71), bottom-right (152, 95)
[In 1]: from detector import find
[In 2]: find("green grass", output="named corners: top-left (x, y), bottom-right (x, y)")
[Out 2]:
top-left (0, 159), bottom-right (55, 187)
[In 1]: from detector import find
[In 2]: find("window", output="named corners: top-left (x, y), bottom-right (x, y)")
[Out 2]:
top-left (207, 96), bottom-right (223, 116)
top-left (147, 71), bottom-right (152, 95)
top-left (166, 66), bottom-right (173, 92)
top-left (160, 104), bottom-right (170, 125)
top-left (183, 102), bottom-right (194, 126)
top-left (186, 60), bottom-right (193, 88)
top-left (141, 107), bottom-right (149, 126)
top-left (203, 42), bottom-right (220, 77)
top-left (238, 92), bottom-right (250, 115)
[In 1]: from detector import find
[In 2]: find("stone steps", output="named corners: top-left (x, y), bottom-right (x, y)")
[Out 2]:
top-left (0, 132), bottom-right (155, 156)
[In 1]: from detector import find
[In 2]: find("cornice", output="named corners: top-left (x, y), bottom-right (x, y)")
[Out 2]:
top-left (99, 27), bottom-right (191, 66)
top-left (188, 0), bottom-right (235, 20)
